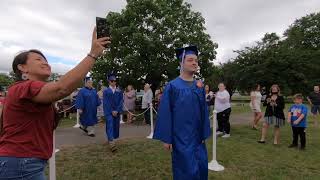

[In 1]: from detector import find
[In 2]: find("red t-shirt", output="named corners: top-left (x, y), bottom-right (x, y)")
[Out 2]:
top-left (0, 97), bottom-right (5, 105)
top-left (0, 80), bottom-right (55, 160)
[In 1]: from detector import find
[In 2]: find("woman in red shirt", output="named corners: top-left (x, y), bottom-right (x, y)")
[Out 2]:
top-left (0, 27), bottom-right (110, 179)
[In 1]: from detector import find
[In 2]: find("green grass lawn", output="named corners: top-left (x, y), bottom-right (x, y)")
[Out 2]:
top-left (53, 122), bottom-right (320, 180)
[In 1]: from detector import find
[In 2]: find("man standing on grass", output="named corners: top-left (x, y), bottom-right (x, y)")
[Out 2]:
top-left (75, 77), bottom-right (101, 137)
top-left (153, 45), bottom-right (211, 180)
top-left (307, 85), bottom-right (320, 127)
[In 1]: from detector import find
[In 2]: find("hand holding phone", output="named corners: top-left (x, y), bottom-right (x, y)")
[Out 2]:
top-left (96, 17), bottom-right (110, 48)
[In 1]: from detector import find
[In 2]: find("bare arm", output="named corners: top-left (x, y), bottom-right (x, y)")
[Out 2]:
top-left (307, 97), bottom-right (313, 105)
top-left (250, 92), bottom-right (256, 108)
top-left (293, 114), bottom-right (305, 124)
top-left (32, 28), bottom-right (110, 104)
top-left (287, 112), bottom-right (292, 123)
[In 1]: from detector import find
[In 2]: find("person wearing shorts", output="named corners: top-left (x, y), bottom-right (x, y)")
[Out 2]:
top-left (307, 85), bottom-right (320, 127)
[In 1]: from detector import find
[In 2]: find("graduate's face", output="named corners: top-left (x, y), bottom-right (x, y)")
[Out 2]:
top-left (109, 80), bottom-right (116, 86)
top-left (85, 80), bottom-right (93, 88)
top-left (314, 86), bottom-right (319, 92)
top-left (182, 54), bottom-right (198, 73)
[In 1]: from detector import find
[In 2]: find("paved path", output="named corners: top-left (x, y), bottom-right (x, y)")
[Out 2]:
top-left (56, 113), bottom-right (253, 148)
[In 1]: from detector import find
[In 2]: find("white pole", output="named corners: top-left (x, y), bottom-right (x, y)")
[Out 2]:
top-left (49, 131), bottom-right (57, 180)
top-left (120, 114), bottom-right (125, 124)
top-left (73, 109), bottom-right (80, 128)
top-left (147, 103), bottom-right (154, 139)
top-left (208, 110), bottom-right (224, 171)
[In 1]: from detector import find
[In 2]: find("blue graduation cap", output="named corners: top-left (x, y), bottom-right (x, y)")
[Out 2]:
top-left (175, 45), bottom-right (198, 62)
top-left (84, 77), bottom-right (93, 83)
top-left (107, 72), bottom-right (116, 81)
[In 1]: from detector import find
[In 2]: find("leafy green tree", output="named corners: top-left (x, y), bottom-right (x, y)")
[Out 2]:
top-left (0, 73), bottom-right (14, 88)
top-left (92, 0), bottom-right (217, 91)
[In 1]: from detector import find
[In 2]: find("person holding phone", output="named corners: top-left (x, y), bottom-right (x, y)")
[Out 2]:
top-left (258, 84), bottom-right (285, 145)
top-left (0, 27), bottom-right (110, 179)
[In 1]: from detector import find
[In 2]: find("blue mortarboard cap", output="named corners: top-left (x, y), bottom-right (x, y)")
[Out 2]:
top-left (107, 72), bottom-right (116, 81)
top-left (175, 45), bottom-right (198, 62)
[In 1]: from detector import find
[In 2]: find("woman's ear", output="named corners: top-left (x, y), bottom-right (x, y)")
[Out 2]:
top-left (17, 64), bottom-right (28, 73)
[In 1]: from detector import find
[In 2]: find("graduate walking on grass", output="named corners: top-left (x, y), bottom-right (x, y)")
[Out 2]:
top-left (75, 77), bottom-right (101, 137)
top-left (103, 73), bottom-right (123, 152)
top-left (153, 45), bottom-right (211, 180)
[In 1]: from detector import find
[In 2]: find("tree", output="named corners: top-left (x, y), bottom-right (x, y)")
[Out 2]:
top-left (0, 73), bottom-right (14, 88)
top-left (48, 73), bottom-right (61, 82)
top-left (228, 12), bottom-right (320, 95)
top-left (205, 62), bottom-right (239, 96)
top-left (92, 0), bottom-right (217, 91)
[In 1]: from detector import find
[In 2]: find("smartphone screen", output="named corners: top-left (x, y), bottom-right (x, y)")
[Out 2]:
top-left (96, 17), bottom-right (110, 39)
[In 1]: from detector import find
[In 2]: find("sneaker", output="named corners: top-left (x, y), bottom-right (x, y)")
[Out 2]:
top-left (257, 140), bottom-right (265, 144)
top-left (216, 131), bottom-right (223, 135)
top-left (222, 134), bottom-right (230, 138)
top-left (79, 126), bottom-right (88, 133)
top-left (109, 141), bottom-right (117, 152)
top-left (288, 144), bottom-right (298, 148)
top-left (88, 134), bottom-right (95, 137)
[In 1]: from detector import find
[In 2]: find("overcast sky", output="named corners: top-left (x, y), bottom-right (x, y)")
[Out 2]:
top-left (0, 0), bottom-right (319, 74)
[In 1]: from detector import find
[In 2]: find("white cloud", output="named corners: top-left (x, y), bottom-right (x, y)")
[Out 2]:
top-left (188, 0), bottom-right (320, 63)
top-left (50, 62), bottom-right (74, 74)
top-left (0, 0), bottom-right (126, 74)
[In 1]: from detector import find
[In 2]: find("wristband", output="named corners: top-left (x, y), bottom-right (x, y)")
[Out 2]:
top-left (87, 53), bottom-right (97, 60)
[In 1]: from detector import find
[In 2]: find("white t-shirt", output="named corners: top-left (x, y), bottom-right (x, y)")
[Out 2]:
top-left (142, 89), bottom-right (153, 109)
top-left (250, 91), bottom-right (262, 110)
top-left (214, 90), bottom-right (231, 113)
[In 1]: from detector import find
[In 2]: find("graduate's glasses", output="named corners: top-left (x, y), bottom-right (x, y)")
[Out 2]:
top-left (110, 80), bottom-right (116, 82)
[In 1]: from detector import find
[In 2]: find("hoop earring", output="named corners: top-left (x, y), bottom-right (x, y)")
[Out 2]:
top-left (21, 73), bottom-right (29, 80)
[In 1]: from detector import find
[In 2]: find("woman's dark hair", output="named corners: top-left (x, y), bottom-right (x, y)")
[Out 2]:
top-left (251, 84), bottom-right (261, 92)
top-left (12, 49), bottom-right (47, 81)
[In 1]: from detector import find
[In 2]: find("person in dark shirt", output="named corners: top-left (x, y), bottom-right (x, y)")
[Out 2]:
top-left (307, 85), bottom-right (320, 127)
top-left (258, 84), bottom-right (285, 145)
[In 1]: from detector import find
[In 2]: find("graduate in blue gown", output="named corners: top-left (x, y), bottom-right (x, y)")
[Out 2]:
top-left (103, 73), bottom-right (123, 152)
top-left (153, 45), bottom-right (211, 180)
top-left (75, 77), bottom-right (101, 137)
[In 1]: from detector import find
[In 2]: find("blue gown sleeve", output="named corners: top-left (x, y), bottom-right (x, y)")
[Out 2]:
top-left (103, 89), bottom-right (112, 116)
top-left (75, 89), bottom-right (84, 110)
top-left (202, 88), bottom-right (211, 140)
top-left (153, 84), bottom-right (173, 144)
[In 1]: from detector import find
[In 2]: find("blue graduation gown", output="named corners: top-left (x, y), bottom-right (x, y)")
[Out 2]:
top-left (75, 87), bottom-right (101, 126)
top-left (103, 87), bottom-right (123, 141)
top-left (153, 77), bottom-right (211, 180)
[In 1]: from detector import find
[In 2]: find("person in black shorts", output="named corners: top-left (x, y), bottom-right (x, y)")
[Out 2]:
top-left (307, 85), bottom-right (320, 127)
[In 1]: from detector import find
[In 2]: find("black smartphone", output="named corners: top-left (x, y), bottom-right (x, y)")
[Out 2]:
top-left (96, 17), bottom-right (110, 46)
